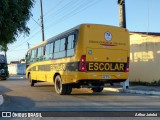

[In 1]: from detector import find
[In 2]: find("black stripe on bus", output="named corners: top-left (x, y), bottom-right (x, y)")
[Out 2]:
top-left (28, 62), bottom-right (79, 72)
top-left (28, 62), bottom-right (127, 72)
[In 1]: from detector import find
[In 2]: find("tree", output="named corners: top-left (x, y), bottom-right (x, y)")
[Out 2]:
top-left (0, 0), bottom-right (35, 47)
top-left (1, 44), bottom-right (8, 57)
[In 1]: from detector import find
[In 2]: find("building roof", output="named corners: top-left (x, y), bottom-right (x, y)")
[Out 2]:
top-left (130, 32), bottom-right (160, 36)
top-left (10, 61), bottom-right (19, 64)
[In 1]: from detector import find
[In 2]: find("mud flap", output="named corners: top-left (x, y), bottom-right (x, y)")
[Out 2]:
top-left (120, 78), bottom-right (129, 90)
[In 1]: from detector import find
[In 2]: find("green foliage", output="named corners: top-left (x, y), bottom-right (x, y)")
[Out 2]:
top-left (0, 0), bottom-right (35, 47)
top-left (1, 44), bottom-right (8, 52)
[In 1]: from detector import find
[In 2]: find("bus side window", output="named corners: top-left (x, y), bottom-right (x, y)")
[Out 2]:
top-left (54, 40), bottom-right (60, 59)
top-left (43, 46), bottom-right (46, 60)
top-left (31, 49), bottom-right (36, 63)
top-left (37, 47), bottom-right (43, 61)
top-left (67, 34), bottom-right (75, 57)
top-left (50, 42), bottom-right (54, 59)
top-left (45, 42), bottom-right (54, 60)
top-left (33, 49), bottom-right (37, 62)
top-left (26, 51), bottom-right (31, 64)
top-left (35, 48), bottom-right (38, 61)
top-left (45, 43), bottom-right (50, 60)
top-left (54, 38), bottom-right (66, 59)
top-left (59, 38), bottom-right (66, 58)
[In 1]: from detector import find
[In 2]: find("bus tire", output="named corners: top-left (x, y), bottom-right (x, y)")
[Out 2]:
top-left (91, 87), bottom-right (104, 93)
top-left (29, 74), bottom-right (35, 87)
top-left (65, 85), bottom-right (72, 95)
top-left (54, 75), bottom-right (71, 95)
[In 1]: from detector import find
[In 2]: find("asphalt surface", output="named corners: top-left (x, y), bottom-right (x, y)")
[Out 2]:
top-left (0, 75), bottom-right (160, 106)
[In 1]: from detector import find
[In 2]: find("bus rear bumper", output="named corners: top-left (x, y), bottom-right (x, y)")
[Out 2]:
top-left (71, 79), bottom-right (127, 88)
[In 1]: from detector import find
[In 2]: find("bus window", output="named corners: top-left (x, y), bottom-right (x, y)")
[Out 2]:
top-left (59, 38), bottom-right (66, 58)
top-left (45, 44), bottom-right (50, 60)
top-left (37, 47), bottom-right (43, 61)
top-left (31, 49), bottom-right (36, 62)
top-left (26, 50), bottom-right (31, 64)
top-left (67, 34), bottom-right (75, 57)
top-left (45, 42), bottom-right (54, 60)
top-left (54, 38), bottom-right (66, 59)
top-left (54, 40), bottom-right (60, 59)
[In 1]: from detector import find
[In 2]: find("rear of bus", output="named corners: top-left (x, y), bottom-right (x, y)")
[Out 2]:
top-left (75, 24), bottom-right (129, 88)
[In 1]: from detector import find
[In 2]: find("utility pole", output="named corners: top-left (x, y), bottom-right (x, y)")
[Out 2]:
top-left (40, 0), bottom-right (45, 41)
top-left (27, 42), bottom-right (30, 49)
top-left (118, 0), bottom-right (126, 28)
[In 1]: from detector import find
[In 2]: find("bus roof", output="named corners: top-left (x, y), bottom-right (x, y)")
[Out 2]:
top-left (28, 24), bottom-right (127, 51)
top-left (28, 24), bottom-right (80, 51)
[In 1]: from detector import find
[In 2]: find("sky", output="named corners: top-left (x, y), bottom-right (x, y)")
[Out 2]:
top-left (1, 0), bottom-right (160, 63)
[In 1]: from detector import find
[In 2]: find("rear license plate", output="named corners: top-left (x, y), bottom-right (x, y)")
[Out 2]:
top-left (102, 75), bottom-right (111, 79)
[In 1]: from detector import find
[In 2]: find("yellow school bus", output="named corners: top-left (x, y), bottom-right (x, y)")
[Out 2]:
top-left (26, 24), bottom-right (129, 95)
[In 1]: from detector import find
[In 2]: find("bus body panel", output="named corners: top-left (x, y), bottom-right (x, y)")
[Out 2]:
top-left (74, 24), bottom-right (129, 83)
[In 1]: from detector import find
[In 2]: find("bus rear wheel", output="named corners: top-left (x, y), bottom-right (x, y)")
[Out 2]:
top-left (91, 87), bottom-right (104, 93)
top-left (54, 75), bottom-right (72, 95)
top-left (29, 74), bottom-right (36, 87)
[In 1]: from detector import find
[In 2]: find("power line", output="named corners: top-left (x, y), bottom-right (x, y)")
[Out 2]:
top-left (147, 0), bottom-right (151, 34)
top-left (9, 29), bottom-right (41, 51)
top-left (43, 0), bottom-right (64, 18)
top-left (44, 0), bottom-right (95, 30)
top-left (10, 0), bottom-right (91, 50)
top-left (10, 0), bottom-right (75, 50)
top-left (43, 0), bottom-right (77, 23)
top-left (14, 0), bottom-right (89, 49)
top-left (7, 49), bottom-right (27, 52)
top-left (45, 0), bottom-right (101, 32)
top-left (9, 0), bottom-right (104, 51)
top-left (9, 18), bottom-right (40, 49)
top-left (31, 17), bottom-right (41, 27)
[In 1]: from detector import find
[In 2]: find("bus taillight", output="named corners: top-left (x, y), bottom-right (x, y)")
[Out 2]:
top-left (79, 55), bottom-right (87, 72)
top-left (125, 57), bottom-right (129, 72)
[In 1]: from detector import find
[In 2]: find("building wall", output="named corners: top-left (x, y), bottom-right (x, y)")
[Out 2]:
top-left (129, 33), bottom-right (160, 82)
top-left (8, 63), bottom-right (26, 75)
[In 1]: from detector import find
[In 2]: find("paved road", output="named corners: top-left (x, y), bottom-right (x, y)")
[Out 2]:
top-left (0, 76), bottom-right (160, 119)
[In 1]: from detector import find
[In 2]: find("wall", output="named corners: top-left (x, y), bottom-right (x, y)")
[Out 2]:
top-left (129, 33), bottom-right (160, 83)
top-left (8, 63), bottom-right (26, 75)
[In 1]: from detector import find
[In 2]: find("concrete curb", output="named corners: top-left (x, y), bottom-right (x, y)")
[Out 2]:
top-left (104, 88), bottom-right (160, 95)
top-left (0, 95), bottom-right (4, 106)
top-left (124, 89), bottom-right (160, 95)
